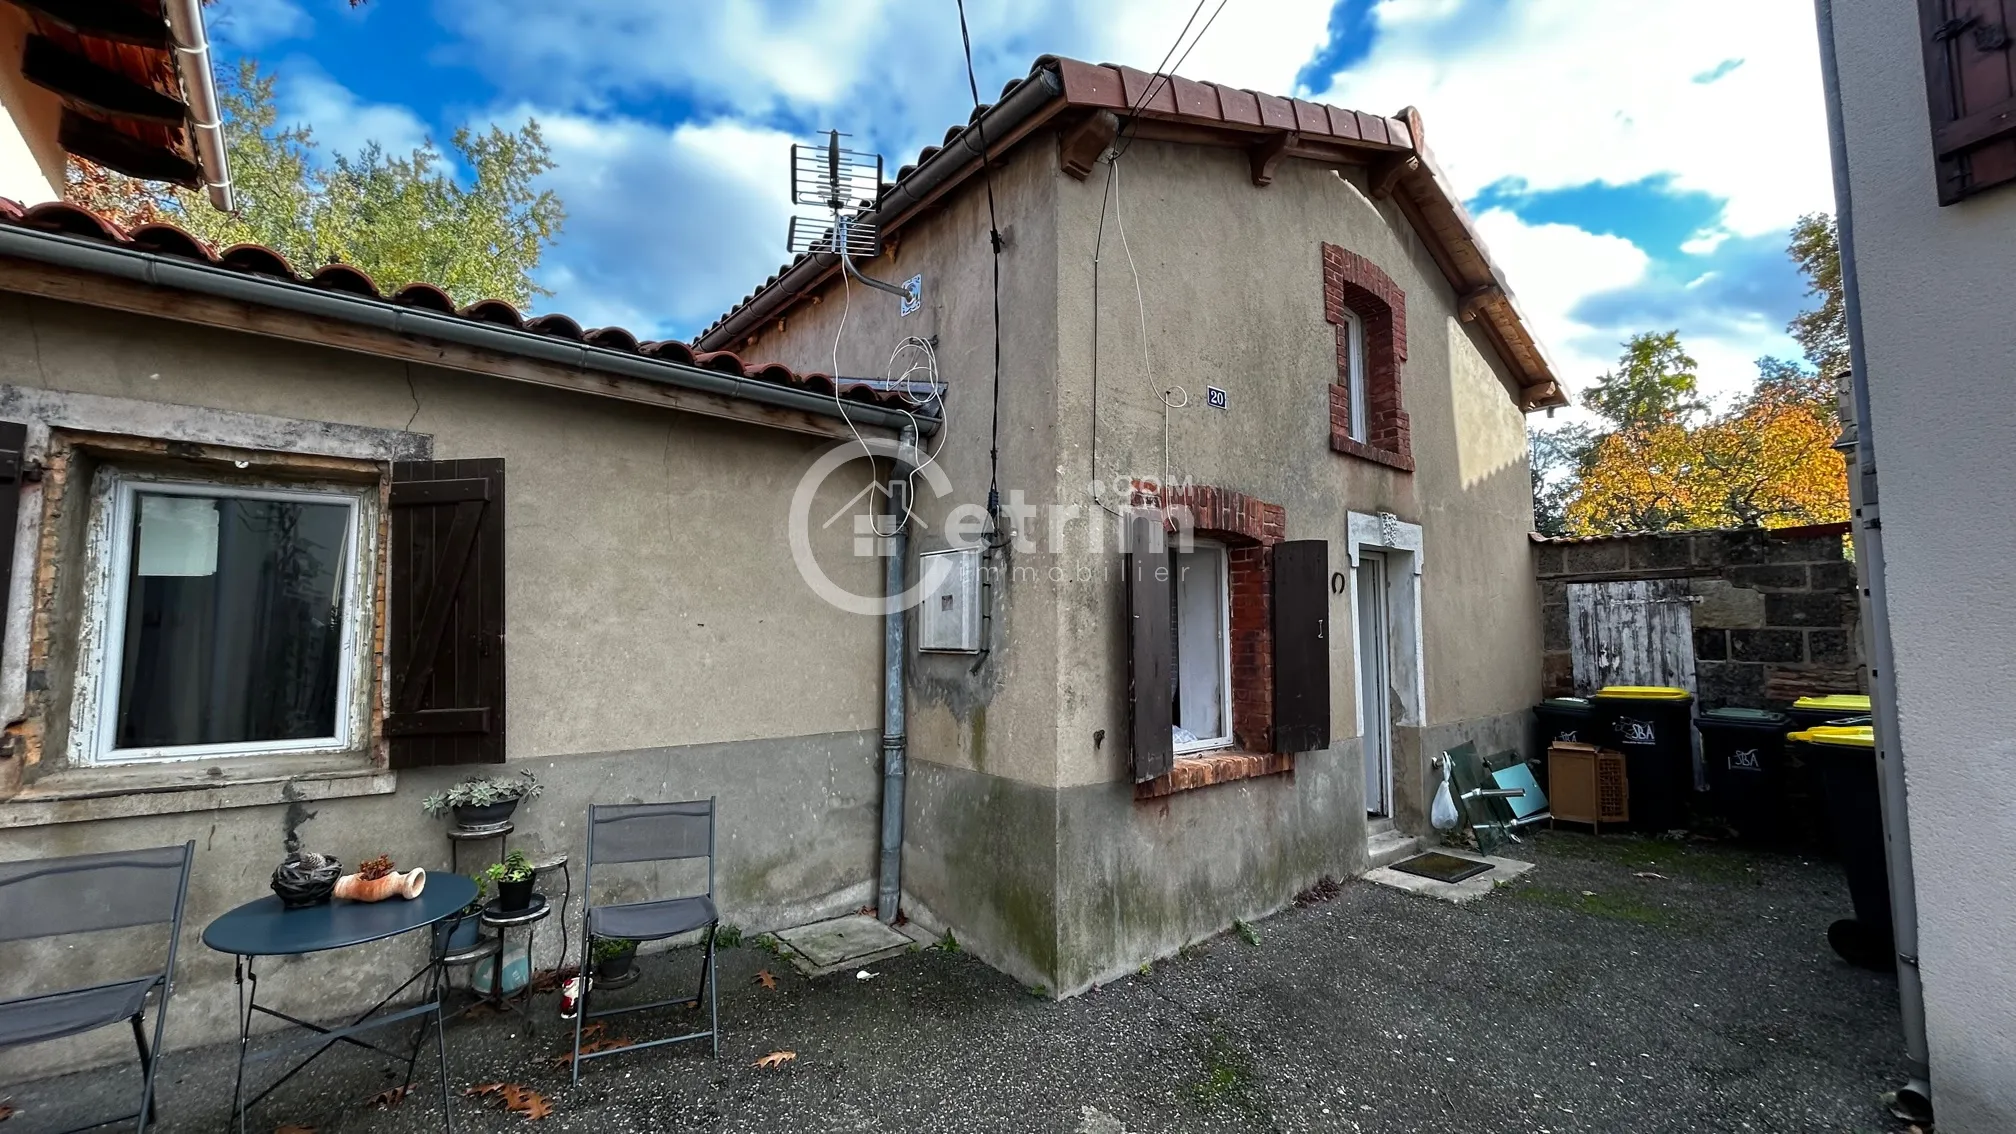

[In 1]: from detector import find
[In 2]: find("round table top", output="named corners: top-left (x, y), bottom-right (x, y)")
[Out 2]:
top-left (203, 872), bottom-right (477, 957)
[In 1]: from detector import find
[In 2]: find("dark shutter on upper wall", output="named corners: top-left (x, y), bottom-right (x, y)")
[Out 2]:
top-left (1125, 513), bottom-right (1175, 783)
top-left (388, 459), bottom-right (505, 768)
top-left (1270, 540), bottom-right (1331, 753)
top-left (1921, 0), bottom-right (2016, 203)
top-left (0, 421), bottom-right (24, 664)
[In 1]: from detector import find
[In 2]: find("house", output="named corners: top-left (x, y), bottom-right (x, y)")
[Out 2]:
top-left (1817, 1), bottom-right (2016, 1130)
top-left (697, 56), bottom-right (1564, 994)
top-left (0, 0), bottom-right (231, 208)
top-left (0, 52), bottom-right (1565, 1079)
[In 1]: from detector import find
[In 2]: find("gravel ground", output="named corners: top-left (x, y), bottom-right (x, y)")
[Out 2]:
top-left (3, 831), bottom-right (1912, 1134)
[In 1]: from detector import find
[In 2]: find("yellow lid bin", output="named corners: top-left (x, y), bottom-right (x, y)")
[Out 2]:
top-left (1790, 725), bottom-right (1875, 749)
top-left (1792, 694), bottom-right (1872, 714)
top-left (1593, 686), bottom-right (1692, 701)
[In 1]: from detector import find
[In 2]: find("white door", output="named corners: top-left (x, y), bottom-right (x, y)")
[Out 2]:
top-left (1356, 552), bottom-right (1392, 816)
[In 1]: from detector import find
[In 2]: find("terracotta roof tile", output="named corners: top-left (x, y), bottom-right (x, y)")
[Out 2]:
top-left (0, 198), bottom-right (914, 409)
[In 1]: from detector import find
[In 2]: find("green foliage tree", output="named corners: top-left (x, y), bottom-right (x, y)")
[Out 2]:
top-left (1529, 422), bottom-right (1596, 537)
top-left (67, 62), bottom-right (563, 308)
top-left (1786, 212), bottom-right (1848, 380)
top-left (1577, 331), bottom-right (1706, 431)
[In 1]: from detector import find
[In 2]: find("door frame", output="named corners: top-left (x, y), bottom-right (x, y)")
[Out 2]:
top-left (1356, 551), bottom-right (1393, 815)
top-left (1346, 512), bottom-right (1426, 816)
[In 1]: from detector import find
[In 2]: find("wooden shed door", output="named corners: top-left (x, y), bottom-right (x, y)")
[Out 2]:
top-left (1567, 579), bottom-right (1697, 697)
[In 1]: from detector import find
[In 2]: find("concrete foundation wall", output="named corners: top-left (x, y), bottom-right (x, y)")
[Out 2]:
top-left (0, 298), bottom-right (890, 1074)
top-left (1828, 2), bottom-right (2016, 1129)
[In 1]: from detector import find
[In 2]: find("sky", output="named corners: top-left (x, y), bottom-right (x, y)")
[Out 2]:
top-left (202, 0), bottom-right (1836, 413)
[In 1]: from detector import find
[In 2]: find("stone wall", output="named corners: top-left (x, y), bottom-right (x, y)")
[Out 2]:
top-left (1535, 524), bottom-right (1864, 709)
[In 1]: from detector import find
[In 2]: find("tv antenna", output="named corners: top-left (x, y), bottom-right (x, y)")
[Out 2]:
top-left (789, 131), bottom-right (921, 311)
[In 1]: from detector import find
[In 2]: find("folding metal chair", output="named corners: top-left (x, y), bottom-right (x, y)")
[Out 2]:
top-left (0, 842), bottom-right (195, 1132)
top-left (572, 799), bottom-right (718, 1083)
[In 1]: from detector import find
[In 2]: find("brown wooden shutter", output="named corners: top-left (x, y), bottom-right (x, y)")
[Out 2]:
top-left (1125, 512), bottom-right (1174, 782)
top-left (388, 459), bottom-right (505, 767)
top-left (0, 421), bottom-right (24, 664)
top-left (1270, 539), bottom-right (1331, 753)
top-left (1921, 0), bottom-right (2016, 203)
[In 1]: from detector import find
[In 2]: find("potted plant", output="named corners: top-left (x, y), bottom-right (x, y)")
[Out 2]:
top-left (421, 771), bottom-right (542, 832)
top-left (333, 854), bottom-right (426, 902)
top-left (483, 850), bottom-right (536, 912)
top-left (433, 875), bottom-right (489, 955)
top-left (590, 936), bottom-right (638, 981)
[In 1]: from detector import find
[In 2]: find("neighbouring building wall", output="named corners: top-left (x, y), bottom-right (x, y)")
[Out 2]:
top-left (1828, 2), bottom-right (2016, 1130)
top-left (0, 6), bottom-right (65, 206)
top-left (0, 297), bottom-right (890, 1075)
top-left (1535, 525), bottom-right (1864, 707)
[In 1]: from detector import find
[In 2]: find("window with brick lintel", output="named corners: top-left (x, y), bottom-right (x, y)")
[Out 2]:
top-left (1322, 243), bottom-right (1412, 472)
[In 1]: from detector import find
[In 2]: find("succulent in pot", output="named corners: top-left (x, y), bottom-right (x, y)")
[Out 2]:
top-left (333, 854), bottom-right (427, 902)
top-left (271, 851), bottom-right (343, 908)
top-left (591, 936), bottom-right (639, 980)
top-left (421, 771), bottom-right (542, 832)
top-left (483, 850), bottom-right (536, 912)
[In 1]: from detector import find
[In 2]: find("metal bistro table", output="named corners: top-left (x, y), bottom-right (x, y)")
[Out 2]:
top-left (202, 873), bottom-right (476, 1133)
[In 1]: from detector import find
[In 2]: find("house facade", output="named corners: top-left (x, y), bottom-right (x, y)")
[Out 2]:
top-left (701, 58), bottom-right (1563, 993)
top-left (1819, 1), bottom-right (2016, 1129)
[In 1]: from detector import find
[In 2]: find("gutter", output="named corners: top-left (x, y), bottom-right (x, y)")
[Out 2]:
top-left (163, 0), bottom-right (233, 212)
top-left (698, 64), bottom-right (1065, 351)
top-left (0, 223), bottom-right (937, 435)
top-left (875, 426), bottom-right (914, 923)
top-left (1814, 0), bottom-right (1933, 1121)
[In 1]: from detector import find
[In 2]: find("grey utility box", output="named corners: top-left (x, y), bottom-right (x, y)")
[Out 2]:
top-left (917, 546), bottom-right (982, 652)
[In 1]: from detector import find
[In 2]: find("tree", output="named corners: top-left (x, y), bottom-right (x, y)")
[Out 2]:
top-left (66, 62), bottom-right (563, 308)
top-left (1530, 422), bottom-right (1596, 537)
top-left (1578, 331), bottom-right (1707, 431)
top-left (1786, 213), bottom-right (1848, 380)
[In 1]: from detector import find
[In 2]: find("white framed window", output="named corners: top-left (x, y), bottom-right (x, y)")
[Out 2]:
top-left (1171, 540), bottom-right (1233, 754)
top-left (77, 472), bottom-right (376, 765)
top-left (1342, 307), bottom-right (1368, 441)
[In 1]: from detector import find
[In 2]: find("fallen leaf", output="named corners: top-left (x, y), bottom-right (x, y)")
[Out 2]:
top-left (1633, 872), bottom-right (1669, 880)
top-left (755, 969), bottom-right (777, 989)
top-left (528, 966), bottom-right (580, 995)
top-left (465, 1083), bottom-right (508, 1098)
top-left (515, 1094), bottom-right (553, 1121)
top-left (0, 1101), bottom-right (14, 1123)
top-left (546, 1037), bottom-right (634, 1068)
top-left (366, 1086), bottom-right (410, 1110)
top-left (752, 1050), bottom-right (797, 1069)
top-left (579, 1021), bottom-right (606, 1040)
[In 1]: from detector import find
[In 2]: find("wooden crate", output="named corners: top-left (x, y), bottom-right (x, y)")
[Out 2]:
top-left (1548, 741), bottom-right (1630, 832)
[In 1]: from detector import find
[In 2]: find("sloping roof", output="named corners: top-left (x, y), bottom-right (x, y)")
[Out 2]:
top-left (0, 197), bottom-right (927, 415)
top-left (697, 55), bottom-right (1568, 411)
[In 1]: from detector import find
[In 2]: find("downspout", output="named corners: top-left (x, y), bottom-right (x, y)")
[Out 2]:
top-left (163, 0), bottom-right (234, 212)
top-left (876, 425), bottom-right (915, 923)
top-left (1814, 0), bottom-right (1933, 1120)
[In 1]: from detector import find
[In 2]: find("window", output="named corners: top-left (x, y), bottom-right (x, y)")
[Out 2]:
top-left (1171, 541), bottom-right (1232, 753)
top-left (1917, 0), bottom-right (2016, 204)
top-left (1340, 307), bottom-right (1368, 441)
top-left (85, 475), bottom-right (372, 765)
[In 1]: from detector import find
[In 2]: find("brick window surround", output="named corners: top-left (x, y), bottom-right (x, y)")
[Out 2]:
top-left (1130, 481), bottom-right (1292, 800)
top-left (1323, 243), bottom-right (1412, 472)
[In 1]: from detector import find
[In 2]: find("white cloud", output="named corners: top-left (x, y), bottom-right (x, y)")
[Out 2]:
top-left (279, 67), bottom-right (435, 162)
top-left (206, 0), bottom-right (312, 50)
top-left (1471, 207), bottom-right (1649, 392)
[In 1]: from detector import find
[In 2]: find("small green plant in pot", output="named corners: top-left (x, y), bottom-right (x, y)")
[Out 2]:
top-left (433, 875), bottom-right (489, 955)
top-left (421, 771), bottom-right (542, 832)
top-left (482, 850), bottom-right (535, 912)
top-left (590, 936), bottom-right (639, 981)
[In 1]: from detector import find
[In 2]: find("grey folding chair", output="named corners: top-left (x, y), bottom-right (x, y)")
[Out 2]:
top-left (0, 842), bottom-right (195, 1132)
top-left (572, 799), bottom-right (718, 1083)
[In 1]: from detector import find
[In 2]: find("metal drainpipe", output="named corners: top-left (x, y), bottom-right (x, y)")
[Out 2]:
top-left (876, 425), bottom-right (916, 923)
top-left (1814, 0), bottom-right (1933, 1118)
top-left (163, 0), bottom-right (234, 213)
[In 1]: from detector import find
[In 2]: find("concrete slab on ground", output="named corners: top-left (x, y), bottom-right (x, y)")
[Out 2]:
top-left (773, 913), bottom-right (932, 976)
top-left (1365, 850), bottom-right (1534, 903)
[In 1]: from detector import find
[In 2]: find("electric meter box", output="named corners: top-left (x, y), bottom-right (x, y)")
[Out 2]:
top-left (918, 546), bottom-right (982, 652)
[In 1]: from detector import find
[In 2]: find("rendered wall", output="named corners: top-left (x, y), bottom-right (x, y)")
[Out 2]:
top-left (0, 297), bottom-right (889, 1074)
top-left (1827, 2), bottom-right (2016, 1129)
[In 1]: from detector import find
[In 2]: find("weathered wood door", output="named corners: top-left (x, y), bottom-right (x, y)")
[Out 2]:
top-left (1567, 579), bottom-right (1697, 696)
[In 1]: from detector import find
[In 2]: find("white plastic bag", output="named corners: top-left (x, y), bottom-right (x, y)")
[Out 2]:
top-left (1430, 758), bottom-right (1460, 831)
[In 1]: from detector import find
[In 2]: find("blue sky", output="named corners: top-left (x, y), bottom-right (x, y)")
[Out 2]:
top-left (204, 0), bottom-right (1834, 411)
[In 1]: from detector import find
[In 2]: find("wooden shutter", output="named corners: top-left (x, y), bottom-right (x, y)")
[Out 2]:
top-left (388, 459), bottom-right (505, 767)
top-left (1921, 0), bottom-right (2016, 203)
top-left (1271, 539), bottom-right (1331, 753)
top-left (1125, 512), bottom-right (1174, 782)
top-left (0, 421), bottom-right (23, 663)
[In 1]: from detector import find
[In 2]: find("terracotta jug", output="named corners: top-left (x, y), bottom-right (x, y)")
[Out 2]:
top-left (333, 867), bottom-right (427, 902)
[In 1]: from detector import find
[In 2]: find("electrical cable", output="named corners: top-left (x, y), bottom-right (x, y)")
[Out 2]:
top-left (828, 271), bottom-right (944, 537)
top-left (954, 0), bottom-right (1009, 553)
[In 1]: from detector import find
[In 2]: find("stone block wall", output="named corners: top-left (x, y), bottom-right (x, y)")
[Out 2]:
top-left (1535, 524), bottom-right (1865, 709)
